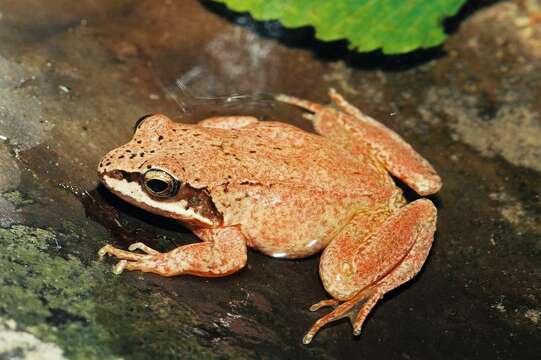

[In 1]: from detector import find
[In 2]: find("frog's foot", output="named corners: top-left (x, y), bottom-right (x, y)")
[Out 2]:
top-left (307, 199), bottom-right (437, 344)
top-left (304, 288), bottom-right (381, 344)
top-left (98, 243), bottom-right (168, 275)
top-left (309, 299), bottom-right (340, 311)
top-left (98, 243), bottom-right (200, 277)
top-left (98, 243), bottom-right (158, 261)
top-left (97, 226), bottom-right (248, 277)
top-left (127, 242), bottom-right (160, 255)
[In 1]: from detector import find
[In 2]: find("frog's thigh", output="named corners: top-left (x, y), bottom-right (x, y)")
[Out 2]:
top-left (306, 199), bottom-right (437, 343)
top-left (318, 211), bottom-right (386, 301)
top-left (198, 116), bottom-right (259, 129)
top-left (320, 199), bottom-right (437, 300)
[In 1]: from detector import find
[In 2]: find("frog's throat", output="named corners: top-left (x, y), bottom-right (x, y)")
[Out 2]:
top-left (101, 175), bottom-right (217, 226)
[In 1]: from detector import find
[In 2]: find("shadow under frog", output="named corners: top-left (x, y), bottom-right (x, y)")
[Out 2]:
top-left (96, 89), bottom-right (442, 344)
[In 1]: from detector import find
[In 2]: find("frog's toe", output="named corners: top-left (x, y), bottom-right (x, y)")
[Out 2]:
top-left (304, 297), bottom-right (360, 344)
top-left (112, 260), bottom-right (129, 275)
top-left (108, 253), bottom-right (177, 277)
top-left (111, 258), bottom-right (158, 275)
top-left (309, 299), bottom-right (340, 312)
top-left (128, 242), bottom-right (160, 255)
top-left (98, 244), bottom-right (113, 259)
top-left (98, 244), bottom-right (150, 261)
top-left (304, 288), bottom-right (381, 344)
top-left (352, 291), bottom-right (381, 336)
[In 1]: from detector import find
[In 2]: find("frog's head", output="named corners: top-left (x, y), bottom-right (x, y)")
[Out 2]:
top-left (97, 114), bottom-right (222, 227)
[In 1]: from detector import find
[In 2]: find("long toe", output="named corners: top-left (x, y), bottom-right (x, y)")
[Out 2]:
top-left (98, 244), bottom-right (150, 261)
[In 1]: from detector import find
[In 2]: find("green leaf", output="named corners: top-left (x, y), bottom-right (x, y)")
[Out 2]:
top-left (214, 0), bottom-right (466, 54)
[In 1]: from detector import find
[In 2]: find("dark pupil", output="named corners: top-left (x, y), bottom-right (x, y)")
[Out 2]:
top-left (146, 179), bottom-right (169, 194)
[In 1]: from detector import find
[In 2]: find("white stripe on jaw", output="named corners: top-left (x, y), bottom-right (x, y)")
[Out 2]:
top-left (102, 175), bottom-right (212, 225)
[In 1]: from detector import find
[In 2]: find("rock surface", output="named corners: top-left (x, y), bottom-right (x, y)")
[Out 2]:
top-left (0, 1), bottom-right (539, 359)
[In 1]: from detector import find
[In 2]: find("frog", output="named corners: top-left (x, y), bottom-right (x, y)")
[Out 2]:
top-left (97, 89), bottom-right (442, 344)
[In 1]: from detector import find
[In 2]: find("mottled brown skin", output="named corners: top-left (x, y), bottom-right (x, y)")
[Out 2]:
top-left (97, 89), bottom-right (441, 344)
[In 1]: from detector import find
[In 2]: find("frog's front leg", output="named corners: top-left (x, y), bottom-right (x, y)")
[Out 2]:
top-left (98, 226), bottom-right (247, 277)
top-left (303, 199), bottom-right (437, 344)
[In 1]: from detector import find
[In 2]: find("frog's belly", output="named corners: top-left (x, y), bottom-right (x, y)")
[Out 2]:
top-left (248, 234), bottom-right (331, 259)
top-left (219, 185), bottom-right (385, 259)
top-left (240, 208), bottom-right (350, 259)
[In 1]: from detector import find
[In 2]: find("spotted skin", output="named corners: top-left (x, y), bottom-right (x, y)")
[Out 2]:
top-left (97, 90), bottom-right (442, 344)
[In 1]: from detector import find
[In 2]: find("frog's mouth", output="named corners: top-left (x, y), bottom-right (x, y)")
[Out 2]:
top-left (100, 171), bottom-right (222, 227)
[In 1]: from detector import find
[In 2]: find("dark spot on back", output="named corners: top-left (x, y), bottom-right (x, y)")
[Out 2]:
top-left (140, 152), bottom-right (145, 157)
top-left (118, 155), bottom-right (125, 159)
top-left (158, 135), bottom-right (164, 141)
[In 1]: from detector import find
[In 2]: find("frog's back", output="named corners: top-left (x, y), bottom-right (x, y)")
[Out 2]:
top-left (208, 122), bottom-right (400, 258)
top-left (190, 121), bottom-right (396, 197)
top-left (164, 121), bottom-right (398, 258)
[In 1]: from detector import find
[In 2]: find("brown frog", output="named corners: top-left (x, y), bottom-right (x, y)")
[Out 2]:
top-left (97, 89), bottom-right (442, 344)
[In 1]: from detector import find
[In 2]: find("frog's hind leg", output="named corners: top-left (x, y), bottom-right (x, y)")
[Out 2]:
top-left (304, 199), bottom-right (437, 344)
top-left (98, 226), bottom-right (248, 277)
top-left (275, 93), bottom-right (326, 113)
top-left (276, 90), bottom-right (442, 196)
top-left (329, 88), bottom-right (441, 195)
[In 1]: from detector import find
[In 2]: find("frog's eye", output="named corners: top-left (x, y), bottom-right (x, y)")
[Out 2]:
top-left (134, 114), bottom-right (154, 132)
top-left (142, 169), bottom-right (179, 198)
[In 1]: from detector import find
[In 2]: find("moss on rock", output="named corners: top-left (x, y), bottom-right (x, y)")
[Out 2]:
top-left (0, 225), bottom-right (119, 359)
top-left (0, 225), bottom-right (250, 359)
